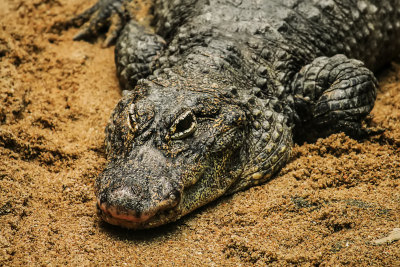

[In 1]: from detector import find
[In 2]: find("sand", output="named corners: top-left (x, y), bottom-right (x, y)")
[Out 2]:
top-left (0, 0), bottom-right (399, 265)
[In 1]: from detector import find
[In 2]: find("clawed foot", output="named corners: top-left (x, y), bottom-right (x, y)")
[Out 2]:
top-left (291, 54), bottom-right (379, 142)
top-left (57, 0), bottom-right (132, 47)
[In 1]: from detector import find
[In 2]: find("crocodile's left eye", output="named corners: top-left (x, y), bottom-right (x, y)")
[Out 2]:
top-left (170, 110), bottom-right (197, 140)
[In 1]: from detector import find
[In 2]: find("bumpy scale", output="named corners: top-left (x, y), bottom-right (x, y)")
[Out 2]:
top-left (68, 0), bottom-right (400, 229)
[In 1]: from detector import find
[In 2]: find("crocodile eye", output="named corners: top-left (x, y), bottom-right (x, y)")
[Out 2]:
top-left (127, 103), bottom-right (155, 135)
top-left (170, 110), bottom-right (197, 140)
top-left (127, 104), bottom-right (139, 132)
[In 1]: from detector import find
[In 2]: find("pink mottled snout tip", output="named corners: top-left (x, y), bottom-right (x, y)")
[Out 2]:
top-left (97, 199), bottom-right (153, 223)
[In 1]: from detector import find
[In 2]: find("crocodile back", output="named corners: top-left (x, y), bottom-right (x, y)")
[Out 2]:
top-left (153, 0), bottom-right (400, 71)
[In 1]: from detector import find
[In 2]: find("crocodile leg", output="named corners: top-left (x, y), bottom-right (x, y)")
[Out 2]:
top-left (66, 0), bottom-right (165, 91)
top-left (115, 22), bottom-right (166, 92)
top-left (69, 0), bottom-right (131, 47)
top-left (291, 54), bottom-right (378, 142)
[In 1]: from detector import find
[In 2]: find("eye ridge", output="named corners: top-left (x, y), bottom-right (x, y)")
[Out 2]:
top-left (170, 110), bottom-right (197, 140)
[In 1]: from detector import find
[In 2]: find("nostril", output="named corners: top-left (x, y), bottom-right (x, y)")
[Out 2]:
top-left (137, 152), bottom-right (144, 162)
top-left (169, 190), bottom-right (180, 203)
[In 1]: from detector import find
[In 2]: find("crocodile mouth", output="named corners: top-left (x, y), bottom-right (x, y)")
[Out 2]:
top-left (96, 194), bottom-right (181, 229)
top-left (97, 200), bottom-right (153, 223)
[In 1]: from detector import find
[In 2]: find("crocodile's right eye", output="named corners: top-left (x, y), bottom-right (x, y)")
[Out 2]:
top-left (127, 103), bottom-right (154, 134)
top-left (128, 104), bottom-right (139, 132)
top-left (170, 110), bottom-right (197, 140)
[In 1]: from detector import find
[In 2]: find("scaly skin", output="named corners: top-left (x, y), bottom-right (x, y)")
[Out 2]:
top-left (68, 0), bottom-right (400, 229)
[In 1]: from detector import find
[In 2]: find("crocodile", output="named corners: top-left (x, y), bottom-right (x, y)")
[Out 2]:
top-left (67, 0), bottom-right (400, 229)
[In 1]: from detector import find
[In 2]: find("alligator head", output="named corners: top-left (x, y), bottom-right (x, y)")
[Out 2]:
top-left (96, 77), bottom-right (256, 228)
top-left (96, 69), bottom-right (292, 229)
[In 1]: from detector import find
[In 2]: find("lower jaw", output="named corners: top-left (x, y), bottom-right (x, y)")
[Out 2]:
top-left (96, 203), bottom-right (153, 229)
top-left (98, 211), bottom-right (175, 229)
top-left (100, 212), bottom-right (147, 229)
top-left (97, 205), bottom-right (182, 230)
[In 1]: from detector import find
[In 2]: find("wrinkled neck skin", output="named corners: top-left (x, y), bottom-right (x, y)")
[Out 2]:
top-left (96, 37), bottom-right (292, 229)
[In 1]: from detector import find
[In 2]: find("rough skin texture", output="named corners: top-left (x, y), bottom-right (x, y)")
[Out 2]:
top-left (69, 0), bottom-right (400, 229)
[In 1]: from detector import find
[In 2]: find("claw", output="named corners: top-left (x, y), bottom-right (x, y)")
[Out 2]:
top-left (69, 3), bottom-right (100, 27)
top-left (102, 12), bottom-right (124, 47)
top-left (73, 26), bottom-right (91, 41)
top-left (63, 0), bottom-right (128, 44)
top-left (362, 126), bottom-right (385, 138)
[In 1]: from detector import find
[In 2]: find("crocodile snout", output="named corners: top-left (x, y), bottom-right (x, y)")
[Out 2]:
top-left (97, 185), bottom-right (180, 225)
top-left (95, 146), bottom-right (182, 228)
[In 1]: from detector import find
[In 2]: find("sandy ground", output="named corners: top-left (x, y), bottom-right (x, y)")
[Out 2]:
top-left (0, 0), bottom-right (399, 266)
